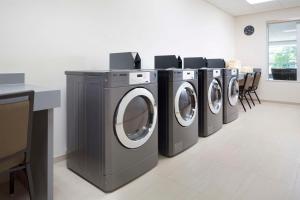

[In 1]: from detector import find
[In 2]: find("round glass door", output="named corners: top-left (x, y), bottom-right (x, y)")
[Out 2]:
top-left (115, 88), bottom-right (157, 149)
top-left (228, 77), bottom-right (239, 106)
top-left (208, 79), bottom-right (222, 114)
top-left (174, 82), bottom-right (198, 127)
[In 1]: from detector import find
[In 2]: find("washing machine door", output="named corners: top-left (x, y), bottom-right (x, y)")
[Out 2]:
top-left (228, 77), bottom-right (239, 106)
top-left (208, 79), bottom-right (222, 114)
top-left (115, 88), bottom-right (157, 149)
top-left (174, 82), bottom-right (198, 127)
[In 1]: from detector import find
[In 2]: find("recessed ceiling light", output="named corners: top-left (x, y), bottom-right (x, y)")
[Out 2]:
top-left (246, 0), bottom-right (274, 4)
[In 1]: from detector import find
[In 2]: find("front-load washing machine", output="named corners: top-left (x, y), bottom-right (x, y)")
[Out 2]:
top-left (65, 70), bottom-right (158, 192)
top-left (157, 69), bottom-right (198, 157)
top-left (223, 68), bottom-right (239, 124)
top-left (198, 68), bottom-right (223, 137)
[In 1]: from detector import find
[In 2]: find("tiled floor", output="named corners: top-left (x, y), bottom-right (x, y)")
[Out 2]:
top-left (54, 102), bottom-right (300, 200)
top-left (1, 102), bottom-right (300, 200)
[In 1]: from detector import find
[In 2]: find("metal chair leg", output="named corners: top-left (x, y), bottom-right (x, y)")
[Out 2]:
top-left (26, 164), bottom-right (35, 200)
top-left (244, 94), bottom-right (252, 109)
top-left (239, 96), bottom-right (246, 112)
top-left (254, 91), bottom-right (261, 104)
top-left (248, 92), bottom-right (255, 106)
top-left (9, 172), bottom-right (15, 195)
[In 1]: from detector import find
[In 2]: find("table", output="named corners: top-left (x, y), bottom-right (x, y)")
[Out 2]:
top-left (0, 73), bottom-right (60, 200)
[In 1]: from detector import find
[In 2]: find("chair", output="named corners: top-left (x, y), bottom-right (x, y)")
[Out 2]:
top-left (248, 72), bottom-right (261, 105)
top-left (239, 73), bottom-right (254, 112)
top-left (0, 91), bottom-right (35, 199)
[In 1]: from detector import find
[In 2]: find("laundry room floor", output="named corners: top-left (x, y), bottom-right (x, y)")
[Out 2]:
top-left (1, 102), bottom-right (300, 200)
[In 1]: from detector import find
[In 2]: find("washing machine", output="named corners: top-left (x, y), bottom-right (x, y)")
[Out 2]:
top-left (223, 68), bottom-right (239, 124)
top-left (65, 70), bottom-right (158, 192)
top-left (157, 69), bottom-right (198, 157)
top-left (198, 68), bottom-right (223, 137)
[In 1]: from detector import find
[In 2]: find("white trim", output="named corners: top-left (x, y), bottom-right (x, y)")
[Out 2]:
top-left (174, 82), bottom-right (198, 127)
top-left (115, 88), bottom-right (157, 149)
top-left (266, 79), bottom-right (300, 83)
top-left (228, 77), bottom-right (239, 106)
top-left (208, 79), bottom-right (222, 114)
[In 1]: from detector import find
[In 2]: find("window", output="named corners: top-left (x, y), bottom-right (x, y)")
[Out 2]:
top-left (268, 21), bottom-right (300, 81)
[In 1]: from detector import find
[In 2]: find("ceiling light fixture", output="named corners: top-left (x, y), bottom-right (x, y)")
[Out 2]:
top-left (246, 0), bottom-right (274, 4)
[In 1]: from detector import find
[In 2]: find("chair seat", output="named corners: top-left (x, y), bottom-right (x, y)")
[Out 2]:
top-left (0, 154), bottom-right (25, 173)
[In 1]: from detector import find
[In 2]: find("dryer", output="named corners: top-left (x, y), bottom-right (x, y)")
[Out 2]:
top-left (157, 69), bottom-right (198, 157)
top-left (223, 68), bottom-right (239, 124)
top-left (65, 70), bottom-right (158, 192)
top-left (198, 68), bottom-right (223, 137)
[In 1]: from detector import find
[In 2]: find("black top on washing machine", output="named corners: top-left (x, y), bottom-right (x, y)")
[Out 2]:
top-left (223, 68), bottom-right (239, 124)
top-left (184, 57), bottom-right (207, 69)
top-left (65, 70), bottom-right (158, 192)
top-left (109, 52), bottom-right (141, 70)
top-left (155, 55), bottom-right (182, 69)
top-left (207, 59), bottom-right (226, 69)
top-left (198, 68), bottom-right (223, 137)
top-left (157, 69), bottom-right (198, 157)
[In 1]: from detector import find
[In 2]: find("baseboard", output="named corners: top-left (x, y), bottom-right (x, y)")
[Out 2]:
top-left (261, 99), bottom-right (300, 106)
top-left (54, 154), bottom-right (67, 163)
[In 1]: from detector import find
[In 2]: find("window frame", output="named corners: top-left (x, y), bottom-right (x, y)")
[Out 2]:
top-left (267, 20), bottom-right (300, 83)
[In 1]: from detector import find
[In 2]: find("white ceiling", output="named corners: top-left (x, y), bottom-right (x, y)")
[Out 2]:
top-left (204, 0), bottom-right (300, 16)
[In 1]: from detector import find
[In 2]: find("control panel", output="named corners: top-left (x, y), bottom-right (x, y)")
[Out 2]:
top-left (183, 71), bottom-right (195, 80)
top-left (213, 69), bottom-right (221, 78)
top-left (129, 72), bottom-right (150, 85)
top-left (231, 69), bottom-right (238, 75)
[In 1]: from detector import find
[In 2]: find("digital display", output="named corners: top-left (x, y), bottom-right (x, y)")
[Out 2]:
top-left (129, 72), bottom-right (150, 85)
top-left (183, 71), bottom-right (195, 80)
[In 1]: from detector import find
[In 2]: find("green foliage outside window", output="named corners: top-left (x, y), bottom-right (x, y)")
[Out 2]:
top-left (272, 46), bottom-right (297, 69)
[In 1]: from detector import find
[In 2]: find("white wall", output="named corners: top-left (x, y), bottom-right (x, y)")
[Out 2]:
top-left (298, 22), bottom-right (300, 81)
top-left (0, 0), bottom-right (235, 157)
top-left (235, 7), bottom-right (300, 104)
